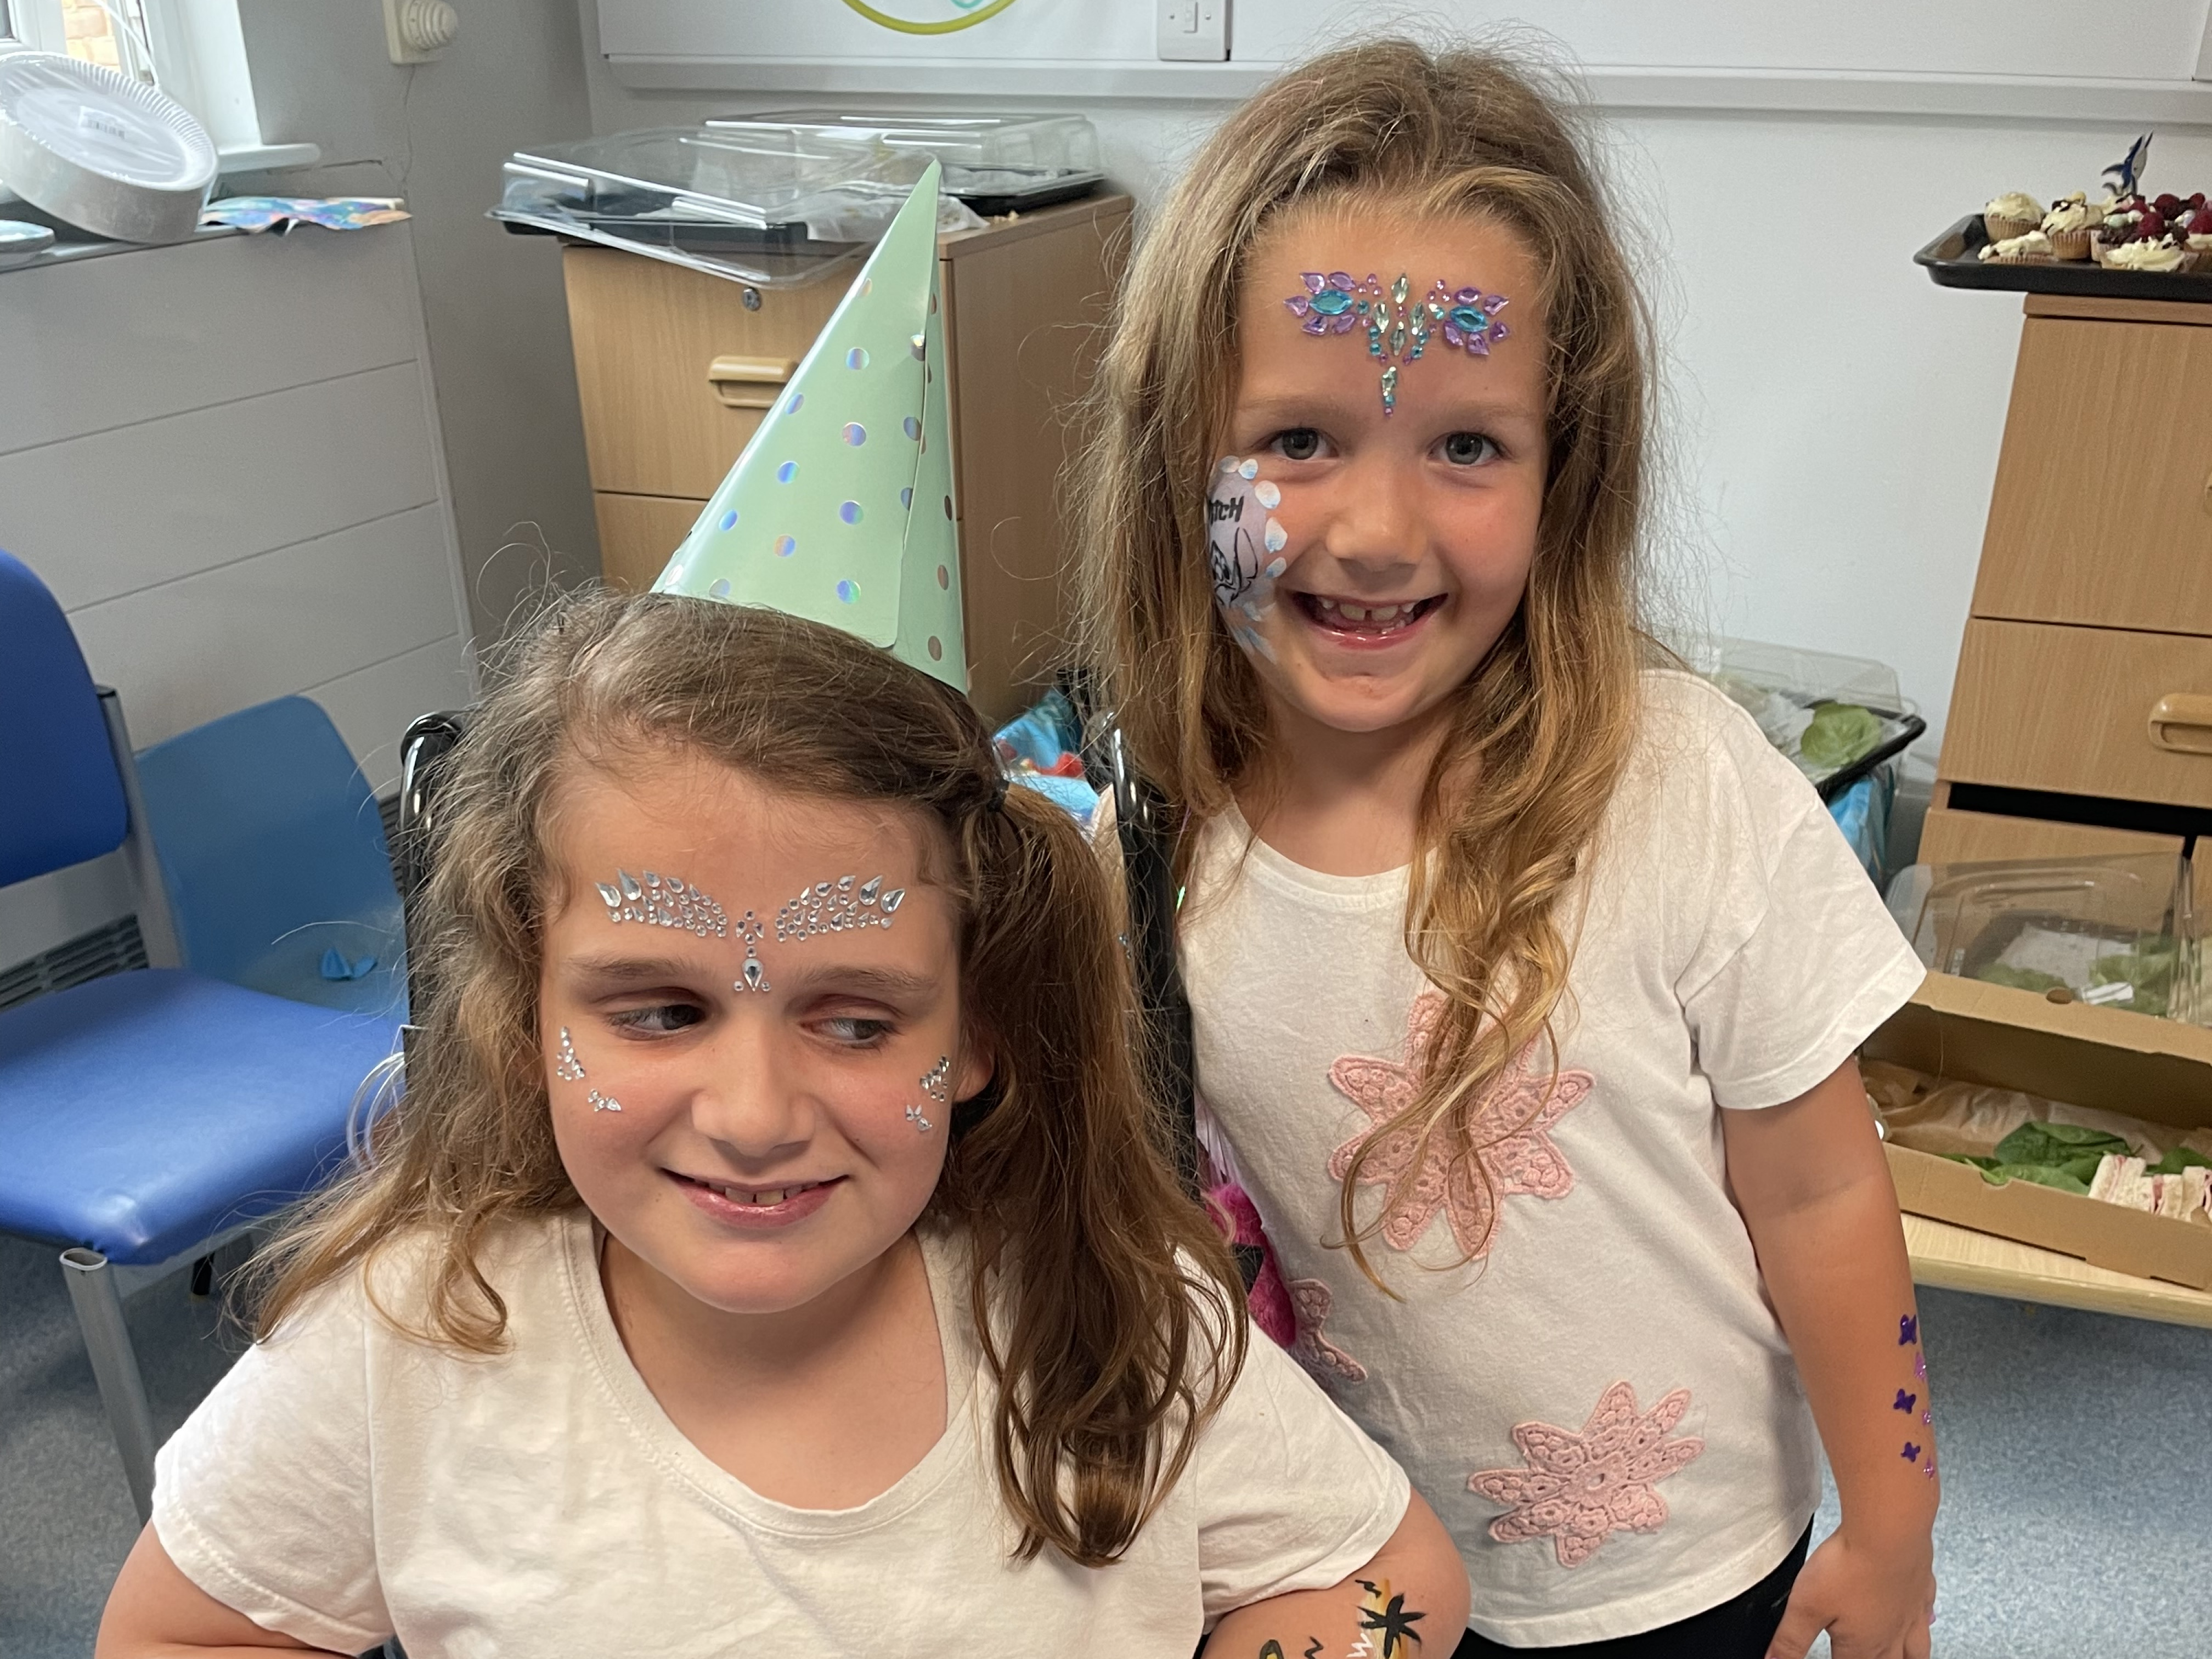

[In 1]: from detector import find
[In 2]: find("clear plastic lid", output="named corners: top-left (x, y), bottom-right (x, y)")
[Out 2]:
top-left (1679, 634), bottom-right (1923, 796)
top-left (1886, 851), bottom-right (2205, 1023)
top-left (717, 111), bottom-right (1099, 173)
top-left (492, 126), bottom-right (982, 287)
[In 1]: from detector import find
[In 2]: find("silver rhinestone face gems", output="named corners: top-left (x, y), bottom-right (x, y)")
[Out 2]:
top-left (596, 869), bottom-right (730, 938)
top-left (905, 1055), bottom-right (951, 1133)
top-left (554, 1026), bottom-right (585, 1081)
top-left (774, 874), bottom-right (907, 942)
top-left (732, 910), bottom-right (771, 993)
top-left (588, 1089), bottom-right (622, 1113)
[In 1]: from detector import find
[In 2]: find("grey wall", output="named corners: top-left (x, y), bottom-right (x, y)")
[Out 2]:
top-left (236, 0), bottom-right (602, 644)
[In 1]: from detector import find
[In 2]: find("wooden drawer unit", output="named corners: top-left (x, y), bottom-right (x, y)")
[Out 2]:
top-left (1943, 619), bottom-right (2212, 809)
top-left (1972, 296), bottom-right (2212, 637)
top-left (558, 194), bottom-right (1131, 723)
top-left (1917, 805), bottom-right (2181, 868)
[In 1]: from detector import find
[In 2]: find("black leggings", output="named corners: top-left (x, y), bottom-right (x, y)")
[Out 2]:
top-left (1451, 1523), bottom-right (1813, 1659)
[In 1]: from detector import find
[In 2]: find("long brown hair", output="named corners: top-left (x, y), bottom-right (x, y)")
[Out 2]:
top-left (1073, 40), bottom-right (1653, 1284)
top-left (252, 592), bottom-right (1244, 1566)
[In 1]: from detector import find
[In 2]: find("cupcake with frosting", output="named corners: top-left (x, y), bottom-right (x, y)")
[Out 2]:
top-left (1979, 229), bottom-right (2055, 263)
top-left (2040, 193), bottom-right (2102, 261)
top-left (1983, 190), bottom-right (2044, 241)
top-left (2182, 207), bottom-right (2212, 272)
top-left (2103, 235), bottom-right (2188, 273)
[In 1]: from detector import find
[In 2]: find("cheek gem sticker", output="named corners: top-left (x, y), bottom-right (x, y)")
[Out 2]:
top-left (588, 1090), bottom-right (622, 1114)
top-left (554, 1028), bottom-right (585, 1081)
top-left (1208, 455), bottom-right (1291, 659)
top-left (905, 1105), bottom-right (933, 1132)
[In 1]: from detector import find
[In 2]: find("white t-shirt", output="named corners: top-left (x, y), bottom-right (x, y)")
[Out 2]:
top-left (153, 1210), bottom-right (1409, 1657)
top-left (1179, 670), bottom-right (1926, 1646)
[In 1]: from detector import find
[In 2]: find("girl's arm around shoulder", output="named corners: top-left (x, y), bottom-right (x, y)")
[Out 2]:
top-left (97, 1528), bottom-right (342, 1658)
top-left (1207, 1491), bottom-right (1468, 1659)
top-left (1191, 1331), bottom-right (1468, 1651)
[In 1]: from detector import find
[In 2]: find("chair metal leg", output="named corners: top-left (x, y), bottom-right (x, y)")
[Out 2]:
top-left (60, 1247), bottom-right (157, 1524)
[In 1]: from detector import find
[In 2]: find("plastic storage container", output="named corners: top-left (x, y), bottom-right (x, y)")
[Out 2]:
top-left (709, 112), bottom-right (1103, 215)
top-left (1685, 635), bottom-right (1927, 802)
top-left (1886, 851), bottom-right (2205, 1024)
top-left (493, 125), bottom-right (981, 286)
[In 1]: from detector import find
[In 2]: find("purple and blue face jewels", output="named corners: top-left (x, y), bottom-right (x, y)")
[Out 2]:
top-left (1283, 272), bottom-right (1510, 416)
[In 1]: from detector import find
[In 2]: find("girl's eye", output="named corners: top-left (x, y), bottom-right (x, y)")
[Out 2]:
top-left (1441, 431), bottom-right (1498, 467)
top-left (817, 1015), bottom-right (894, 1046)
top-left (1271, 427), bottom-right (1324, 462)
top-left (609, 1002), bottom-right (704, 1035)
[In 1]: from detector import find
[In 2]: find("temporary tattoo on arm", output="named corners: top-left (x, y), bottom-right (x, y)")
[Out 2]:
top-left (554, 1026), bottom-right (585, 1081)
top-left (1259, 1644), bottom-right (1285, 1659)
top-left (1896, 1310), bottom-right (1936, 1477)
top-left (1355, 1579), bottom-right (1424, 1659)
top-left (596, 870), bottom-right (729, 937)
top-left (1283, 272), bottom-right (1509, 416)
top-left (774, 874), bottom-right (905, 941)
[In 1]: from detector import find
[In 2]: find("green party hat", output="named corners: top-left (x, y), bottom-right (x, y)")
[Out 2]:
top-left (654, 160), bottom-right (965, 690)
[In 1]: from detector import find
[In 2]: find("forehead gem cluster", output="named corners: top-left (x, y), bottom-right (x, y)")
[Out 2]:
top-left (595, 870), bottom-right (729, 938)
top-left (733, 910), bottom-right (770, 994)
top-left (1284, 272), bottom-right (1510, 416)
top-left (774, 873), bottom-right (906, 943)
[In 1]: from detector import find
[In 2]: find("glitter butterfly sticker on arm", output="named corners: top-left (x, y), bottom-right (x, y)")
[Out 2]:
top-left (1284, 272), bottom-right (1509, 416)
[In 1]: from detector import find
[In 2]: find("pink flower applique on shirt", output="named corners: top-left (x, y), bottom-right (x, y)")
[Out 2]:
top-left (1205, 1180), bottom-right (1297, 1349)
top-left (1326, 990), bottom-right (1593, 1256)
top-left (1286, 1277), bottom-right (1367, 1385)
top-left (1467, 1380), bottom-right (1706, 1568)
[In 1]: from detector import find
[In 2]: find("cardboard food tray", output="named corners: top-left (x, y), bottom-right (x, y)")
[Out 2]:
top-left (1916, 214), bottom-right (2212, 297)
top-left (1865, 973), bottom-right (2212, 1290)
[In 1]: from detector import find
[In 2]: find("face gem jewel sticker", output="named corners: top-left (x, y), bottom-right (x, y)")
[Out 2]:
top-left (731, 911), bottom-right (770, 993)
top-left (920, 1055), bottom-right (951, 1105)
top-left (555, 1027), bottom-right (585, 1081)
top-left (1915, 1350), bottom-right (1927, 1380)
top-left (1283, 271), bottom-right (1508, 416)
top-left (1208, 455), bottom-right (1290, 660)
top-left (597, 870), bottom-right (729, 937)
top-left (588, 1089), bottom-right (622, 1114)
top-left (1899, 1314), bottom-right (1918, 1346)
top-left (905, 1104), bottom-right (933, 1133)
top-left (775, 876), bottom-right (904, 941)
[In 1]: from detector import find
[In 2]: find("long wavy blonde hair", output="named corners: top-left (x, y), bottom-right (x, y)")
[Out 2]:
top-left (251, 594), bottom-right (1244, 1566)
top-left (1073, 41), bottom-right (1653, 1284)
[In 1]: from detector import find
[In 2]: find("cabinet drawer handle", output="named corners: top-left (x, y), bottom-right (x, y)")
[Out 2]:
top-left (2148, 692), bottom-right (2212, 754)
top-left (708, 355), bottom-right (797, 410)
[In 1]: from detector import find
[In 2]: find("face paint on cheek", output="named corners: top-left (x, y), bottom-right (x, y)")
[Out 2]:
top-left (1208, 455), bottom-right (1291, 661)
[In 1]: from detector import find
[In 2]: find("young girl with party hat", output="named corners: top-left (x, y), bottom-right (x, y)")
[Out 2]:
top-left (97, 595), bottom-right (1465, 1657)
top-left (1079, 40), bottom-right (1937, 1659)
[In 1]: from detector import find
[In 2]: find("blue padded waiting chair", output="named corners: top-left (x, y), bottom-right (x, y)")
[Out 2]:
top-left (0, 549), bottom-right (400, 1522)
top-left (137, 697), bottom-right (407, 1019)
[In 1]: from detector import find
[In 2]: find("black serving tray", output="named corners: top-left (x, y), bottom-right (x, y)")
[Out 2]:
top-left (1915, 214), bottom-right (2212, 298)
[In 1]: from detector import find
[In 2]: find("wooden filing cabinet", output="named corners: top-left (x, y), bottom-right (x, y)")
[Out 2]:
top-left (558, 193), bottom-right (1131, 723)
top-left (1923, 292), bottom-right (2212, 868)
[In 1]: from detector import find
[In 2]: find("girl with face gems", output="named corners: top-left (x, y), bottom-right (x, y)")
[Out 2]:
top-left (97, 596), bottom-right (1464, 1659)
top-left (1077, 39), bottom-right (1937, 1659)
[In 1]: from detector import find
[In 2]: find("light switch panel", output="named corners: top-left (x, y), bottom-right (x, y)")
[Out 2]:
top-left (1156, 0), bottom-right (1228, 61)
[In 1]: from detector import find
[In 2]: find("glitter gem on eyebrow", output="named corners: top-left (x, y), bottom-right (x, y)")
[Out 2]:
top-left (774, 873), bottom-right (906, 942)
top-left (595, 870), bottom-right (730, 938)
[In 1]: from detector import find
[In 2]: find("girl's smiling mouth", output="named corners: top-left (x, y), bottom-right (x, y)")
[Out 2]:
top-left (1294, 591), bottom-right (1446, 642)
top-left (670, 1171), bottom-right (843, 1228)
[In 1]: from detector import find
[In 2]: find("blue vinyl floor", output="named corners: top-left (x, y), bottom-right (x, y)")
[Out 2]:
top-left (2, 1228), bottom-right (2207, 1656)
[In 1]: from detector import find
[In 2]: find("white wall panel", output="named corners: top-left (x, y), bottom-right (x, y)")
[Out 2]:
top-left (0, 364), bottom-right (438, 612)
top-left (68, 505), bottom-right (459, 749)
top-left (307, 634), bottom-right (475, 794)
top-left (0, 229), bottom-right (422, 455)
